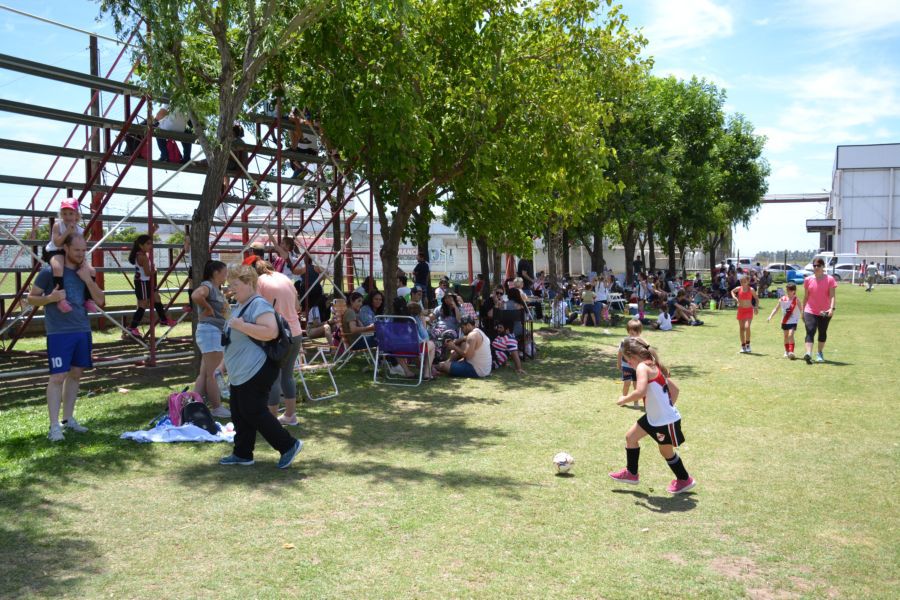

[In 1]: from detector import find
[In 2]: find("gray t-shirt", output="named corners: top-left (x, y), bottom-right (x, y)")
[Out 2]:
top-left (34, 267), bottom-right (91, 335)
top-left (223, 295), bottom-right (275, 386)
top-left (197, 280), bottom-right (227, 331)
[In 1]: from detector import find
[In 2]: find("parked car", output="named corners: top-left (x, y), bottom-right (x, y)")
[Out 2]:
top-left (767, 263), bottom-right (810, 275)
top-left (724, 258), bottom-right (758, 273)
top-left (830, 263), bottom-right (859, 282)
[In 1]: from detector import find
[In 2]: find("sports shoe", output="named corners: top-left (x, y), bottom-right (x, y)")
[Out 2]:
top-left (816, 352), bottom-right (825, 363)
top-left (162, 318), bottom-right (178, 328)
top-left (804, 353), bottom-right (813, 365)
top-left (278, 414), bottom-right (299, 426)
top-left (48, 425), bottom-right (65, 442)
top-left (126, 327), bottom-right (141, 338)
top-left (746, 344), bottom-right (752, 353)
top-left (608, 468), bottom-right (639, 484)
top-left (277, 439), bottom-right (304, 469)
top-left (788, 351), bottom-right (795, 360)
top-left (210, 405), bottom-right (231, 419)
top-left (57, 298), bottom-right (72, 313)
top-left (62, 417), bottom-right (88, 433)
top-left (783, 352), bottom-right (789, 358)
top-left (667, 477), bottom-right (696, 494)
top-left (388, 363), bottom-right (405, 376)
top-left (219, 454), bottom-right (254, 466)
top-left (84, 300), bottom-right (100, 313)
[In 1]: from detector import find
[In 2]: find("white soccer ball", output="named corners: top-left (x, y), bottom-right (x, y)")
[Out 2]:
top-left (553, 452), bottom-right (575, 474)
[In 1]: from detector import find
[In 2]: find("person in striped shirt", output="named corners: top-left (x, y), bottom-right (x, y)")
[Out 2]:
top-left (491, 322), bottom-right (524, 374)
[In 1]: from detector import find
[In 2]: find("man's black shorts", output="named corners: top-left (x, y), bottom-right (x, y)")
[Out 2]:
top-left (637, 415), bottom-right (685, 447)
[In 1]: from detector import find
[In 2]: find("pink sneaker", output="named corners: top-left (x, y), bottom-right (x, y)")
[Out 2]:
top-left (57, 298), bottom-right (72, 313)
top-left (84, 300), bottom-right (100, 313)
top-left (608, 468), bottom-right (639, 484)
top-left (162, 318), bottom-right (178, 327)
top-left (126, 327), bottom-right (141, 338)
top-left (666, 477), bottom-right (696, 494)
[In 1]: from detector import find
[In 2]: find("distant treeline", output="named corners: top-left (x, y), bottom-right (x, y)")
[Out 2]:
top-left (752, 250), bottom-right (817, 264)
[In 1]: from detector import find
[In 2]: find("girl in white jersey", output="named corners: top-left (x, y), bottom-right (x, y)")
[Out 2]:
top-left (766, 281), bottom-right (802, 359)
top-left (609, 338), bottom-right (697, 494)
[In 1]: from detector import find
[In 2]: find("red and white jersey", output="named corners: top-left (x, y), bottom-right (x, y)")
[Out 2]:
top-left (645, 367), bottom-right (681, 427)
top-left (778, 296), bottom-right (800, 325)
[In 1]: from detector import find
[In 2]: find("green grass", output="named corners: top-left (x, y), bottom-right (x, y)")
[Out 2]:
top-left (1, 285), bottom-right (898, 598)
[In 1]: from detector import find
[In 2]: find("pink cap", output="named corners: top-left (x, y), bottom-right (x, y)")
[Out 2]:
top-left (60, 199), bottom-right (79, 211)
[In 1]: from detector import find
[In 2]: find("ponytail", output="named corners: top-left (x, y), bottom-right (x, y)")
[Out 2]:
top-left (621, 337), bottom-right (669, 378)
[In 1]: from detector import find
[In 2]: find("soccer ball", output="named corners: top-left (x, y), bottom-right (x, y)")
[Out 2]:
top-left (553, 452), bottom-right (574, 474)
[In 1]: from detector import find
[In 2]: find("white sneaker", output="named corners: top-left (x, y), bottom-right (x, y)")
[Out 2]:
top-left (48, 425), bottom-right (65, 442)
top-left (788, 351), bottom-right (795, 360)
top-left (388, 364), bottom-right (406, 376)
top-left (210, 405), bottom-right (232, 419)
top-left (63, 418), bottom-right (88, 433)
top-left (746, 344), bottom-right (752, 353)
top-left (783, 352), bottom-right (789, 358)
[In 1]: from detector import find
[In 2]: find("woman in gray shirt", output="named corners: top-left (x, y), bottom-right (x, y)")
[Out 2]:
top-left (218, 264), bottom-right (302, 469)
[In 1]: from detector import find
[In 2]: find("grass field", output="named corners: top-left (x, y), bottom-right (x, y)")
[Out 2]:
top-left (1, 284), bottom-right (898, 598)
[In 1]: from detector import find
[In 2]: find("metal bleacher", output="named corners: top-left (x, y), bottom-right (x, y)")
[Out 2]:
top-left (0, 39), bottom-right (375, 374)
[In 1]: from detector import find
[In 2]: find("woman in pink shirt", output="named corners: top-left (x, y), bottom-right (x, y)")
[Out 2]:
top-left (802, 258), bottom-right (837, 364)
top-left (253, 260), bottom-right (305, 425)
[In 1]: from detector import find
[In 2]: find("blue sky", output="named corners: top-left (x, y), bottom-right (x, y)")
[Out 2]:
top-left (1, 1), bottom-right (899, 254)
top-left (620, 0), bottom-right (900, 254)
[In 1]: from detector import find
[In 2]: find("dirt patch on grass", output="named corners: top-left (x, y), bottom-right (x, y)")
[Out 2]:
top-left (709, 556), bottom-right (836, 599)
top-left (663, 552), bottom-right (688, 565)
top-left (710, 556), bottom-right (762, 583)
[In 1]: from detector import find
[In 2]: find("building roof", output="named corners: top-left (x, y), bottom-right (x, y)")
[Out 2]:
top-left (835, 143), bottom-right (900, 170)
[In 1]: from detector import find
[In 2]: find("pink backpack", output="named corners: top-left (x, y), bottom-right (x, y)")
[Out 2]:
top-left (167, 388), bottom-right (204, 426)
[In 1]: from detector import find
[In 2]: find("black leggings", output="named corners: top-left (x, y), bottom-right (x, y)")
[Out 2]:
top-left (230, 359), bottom-right (296, 460)
top-left (803, 312), bottom-right (831, 344)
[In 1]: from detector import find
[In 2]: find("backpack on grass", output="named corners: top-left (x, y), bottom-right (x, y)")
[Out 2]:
top-left (167, 388), bottom-right (203, 426)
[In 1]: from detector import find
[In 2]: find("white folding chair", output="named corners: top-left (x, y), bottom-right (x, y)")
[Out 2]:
top-left (294, 337), bottom-right (339, 402)
top-left (332, 326), bottom-right (375, 371)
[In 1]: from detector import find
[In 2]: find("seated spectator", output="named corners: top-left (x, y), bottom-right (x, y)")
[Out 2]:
top-left (354, 275), bottom-right (378, 298)
top-left (436, 316), bottom-right (492, 378)
top-left (435, 278), bottom-right (450, 304)
top-left (396, 275), bottom-right (411, 300)
top-left (407, 302), bottom-right (436, 380)
top-left (153, 105), bottom-right (191, 164)
top-left (341, 291), bottom-right (376, 351)
top-left (666, 289), bottom-right (701, 325)
top-left (491, 321), bottom-right (524, 374)
top-left (288, 107), bottom-right (319, 179)
top-left (432, 292), bottom-right (462, 334)
top-left (359, 291), bottom-right (385, 341)
top-left (408, 285), bottom-right (425, 308)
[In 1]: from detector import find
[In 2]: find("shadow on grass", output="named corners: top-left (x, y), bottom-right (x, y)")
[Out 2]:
top-left (0, 525), bottom-right (103, 598)
top-left (176, 458), bottom-right (524, 499)
top-left (611, 488), bottom-right (699, 513)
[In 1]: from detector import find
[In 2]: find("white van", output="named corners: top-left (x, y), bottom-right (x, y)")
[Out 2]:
top-left (724, 257), bottom-right (756, 272)
top-left (804, 253), bottom-right (860, 281)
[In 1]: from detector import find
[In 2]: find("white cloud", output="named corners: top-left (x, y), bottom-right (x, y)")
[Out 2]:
top-left (752, 18), bottom-right (770, 26)
top-left (642, 0), bottom-right (734, 53)
top-left (759, 65), bottom-right (900, 154)
top-left (791, 0), bottom-right (900, 42)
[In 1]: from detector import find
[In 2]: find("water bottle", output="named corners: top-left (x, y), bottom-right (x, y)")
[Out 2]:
top-left (215, 370), bottom-right (230, 399)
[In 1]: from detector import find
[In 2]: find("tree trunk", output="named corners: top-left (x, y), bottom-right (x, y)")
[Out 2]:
top-left (677, 242), bottom-right (687, 278)
top-left (561, 229), bottom-right (570, 275)
top-left (476, 237), bottom-right (491, 301)
top-left (590, 229), bottom-right (605, 273)
top-left (637, 231), bottom-right (646, 272)
top-left (491, 249), bottom-right (501, 287)
top-left (330, 202), bottom-right (343, 295)
top-left (707, 233), bottom-right (721, 273)
top-left (413, 206), bottom-right (430, 258)
top-left (666, 223), bottom-right (678, 278)
top-left (647, 222), bottom-right (656, 273)
top-left (622, 224), bottom-right (637, 285)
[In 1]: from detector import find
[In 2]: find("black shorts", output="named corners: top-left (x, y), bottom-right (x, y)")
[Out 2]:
top-left (637, 415), bottom-right (685, 447)
top-left (781, 323), bottom-right (797, 331)
top-left (135, 279), bottom-right (151, 301)
top-left (621, 366), bottom-right (636, 382)
top-left (42, 247), bottom-right (65, 263)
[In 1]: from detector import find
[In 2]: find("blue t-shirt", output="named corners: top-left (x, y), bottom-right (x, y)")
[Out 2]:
top-left (34, 266), bottom-right (91, 335)
top-left (223, 295), bottom-right (275, 386)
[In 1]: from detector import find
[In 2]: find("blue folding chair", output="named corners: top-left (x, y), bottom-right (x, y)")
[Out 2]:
top-left (373, 315), bottom-right (426, 387)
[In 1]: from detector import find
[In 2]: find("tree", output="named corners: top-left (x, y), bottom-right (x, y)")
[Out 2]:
top-left (703, 114), bottom-right (770, 270)
top-left (286, 0), bottom-right (637, 307)
top-left (100, 0), bottom-right (328, 300)
top-left (106, 226), bottom-right (159, 243)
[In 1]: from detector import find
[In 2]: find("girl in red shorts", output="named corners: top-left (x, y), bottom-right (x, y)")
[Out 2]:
top-left (731, 275), bottom-right (758, 353)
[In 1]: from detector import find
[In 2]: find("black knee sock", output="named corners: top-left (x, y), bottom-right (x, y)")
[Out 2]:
top-left (626, 447), bottom-right (640, 476)
top-left (130, 308), bottom-right (145, 328)
top-left (666, 453), bottom-right (690, 480)
top-left (154, 302), bottom-right (168, 322)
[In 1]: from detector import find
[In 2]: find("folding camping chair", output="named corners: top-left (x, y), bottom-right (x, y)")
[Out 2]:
top-left (294, 336), bottom-right (339, 402)
top-left (373, 315), bottom-right (426, 387)
top-left (332, 326), bottom-right (376, 371)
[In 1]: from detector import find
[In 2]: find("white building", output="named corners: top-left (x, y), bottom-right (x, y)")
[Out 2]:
top-left (809, 143), bottom-right (900, 257)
